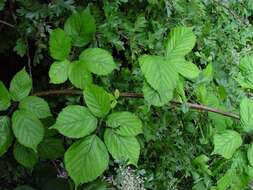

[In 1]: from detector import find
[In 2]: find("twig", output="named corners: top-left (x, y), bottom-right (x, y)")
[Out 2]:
top-left (25, 38), bottom-right (33, 91)
top-left (0, 19), bottom-right (15, 28)
top-left (32, 89), bottom-right (240, 120)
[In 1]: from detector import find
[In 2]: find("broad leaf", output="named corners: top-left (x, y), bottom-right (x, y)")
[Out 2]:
top-left (104, 129), bottom-right (140, 166)
top-left (12, 110), bottom-right (44, 151)
top-left (84, 84), bottom-right (111, 118)
top-left (106, 111), bottom-right (143, 136)
top-left (165, 26), bottom-right (196, 57)
top-left (79, 48), bottom-right (116, 75)
top-left (139, 55), bottom-right (179, 92)
top-left (240, 97), bottom-right (253, 132)
top-left (0, 116), bottom-right (13, 156)
top-left (237, 55), bottom-right (253, 89)
top-left (19, 96), bottom-right (51, 119)
top-left (172, 60), bottom-right (200, 80)
top-left (0, 81), bottom-right (11, 110)
top-left (38, 137), bottom-right (64, 160)
top-left (212, 130), bottom-right (242, 159)
top-left (64, 135), bottom-right (109, 185)
top-left (64, 9), bottom-right (96, 47)
top-left (49, 60), bottom-right (70, 84)
top-left (53, 105), bottom-right (97, 138)
top-left (49, 28), bottom-right (71, 61)
top-left (9, 69), bottom-right (32, 101)
top-left (247, 143), bottom-right (253, 167)
top-left (13, 142), bottom-right (38, 169)
top-left (142, 81), bottom-right (173, 106)
top-left (68, 60), bottom-right (92, 89)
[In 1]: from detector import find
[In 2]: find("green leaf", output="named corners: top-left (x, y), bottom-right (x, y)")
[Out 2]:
top-left (64, 9), bottom-right (96, 47)
top-left (240, 97), bottom-right (253, 132)
top-left (19, 96), bottom-right (51, 119)
top-left (237, 55), bottom-right (253, 89)
top-left (139, 55), bottom-right (179, 92)
top-left (142, 81), bottom-right (173, 107)
top-left (104, 129), bottom-right (140, 166)
top-left (213, 130), bottom-right (242, 159)
top-left (14, 38), bottom-right (27, 57)
top-left (0, 81), bottom-right (11, 111)
top-left (64, 135), bottom-right (109, 185)
top-left (13, 142), bottom-right (38, 169)
top-left (247, 143), bottom-right (253, 167)
top-left (12, 110), bottom-right (44, 151)
top-left (9, 69), bottom-right (32, 101)
top-left (84, 84), bottom-right (111, 118)
top-left (49, 60), bottom-right (70, 84)
top-left (53, 105), bottom-right (97, 138)
top-left (38, 137), bottom-right (64, 160)
top-left (165, 26), bottom-right (196, 57)
top-left (14, 185), bottom-right (36, 190)
top-left (0, 116), bottom-right (13, 156)
top-left (49, 28), bottom-right (71, 61)
top-left (68, 60), bottom-right (92, 89)
top-left (172, 60), bottom-right (200, 80)
top-left (79, 48), bottom-right (116, 75)
top-left (106, 111), bottom-right (143, 136)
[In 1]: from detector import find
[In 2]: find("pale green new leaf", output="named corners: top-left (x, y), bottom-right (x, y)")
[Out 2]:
top-left (19, 96), bottom-right (51, 119)
top-left (64, 135), bottom-right (109, 185)
top-left (104, 129), bottom-right (140, 166)
top-left (139, 55), bottom-right (179, 92)
top-left (247, 143), bottom-right (253, 167)
top-left (79, 48), bottom-right (116, 75)
top-left (165, 26), bottom-right (196, 57)
top-left (13, 142), bottom-right (38, 169)
top-left (142, 81), bottom-right (173, 107)
top-left (38, 137), bottom-right (64, 160)
top-left (53, 105), bottom-right (97, 138)
top-left (0, 81), bottom-right (11, 111)
top-left (84, 84), bottom-right (111, 118)
top-left (68, 60), bottom-right (92, 89)
top-left (172, 60), bottom-right (200, 80)
top-left (49, 60), bottom-right (70, 84)
top-left (9, 69), bottom-right (32, 101)
top-left (0, 116), bottom-right (13, 156)
top-left (12, 110), bottom-right (44, 151)
top-left (240, 97), bottom-right (253, 132)
top-left (64, 9), bottom-right (96, 47)
top-left (212, 130), bottom-right (242, 159)
top-left (106, 111), bottom-right (143, 136)
top-left (49, 28), bottom-right (71, 61)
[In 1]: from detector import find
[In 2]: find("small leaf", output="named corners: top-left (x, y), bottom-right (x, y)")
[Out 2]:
top-left (68, 60), bottom-right (92, 89)
top-left (64, 9), bottom-right (96, 47)
top-left (13, 142), bottom-right (38, 169)
top-left (49, 60), bottom-right (70, 84)
top-left (49, 28), bottom-right (71, 61)
top-left (84, 84), bottom-right (111, 118)
top-left (64, 135), bottom-right (109, 185)
top-left (240, 97), bottom-right (253, 132)
top-left (0, 116), bottom-right (13, 156)
top-left (247, 143), bottom-right (253, 167)
top-left (106, 111), bottom-right (143, 136)
top-left (79, 48), bottom-right (116, 75)
top-left (212, 130), bottom-right (242, 159)
top-left (9, 69), bottom-right (32, 101)
top-left (19, 96), bottom-right (51, 119)
top-left (14, 38), bottom-right (27, 57)
top-left (12, 110), bottom-right (44, 151)
top-left (38, 137), bottom-right (64, 160)
top-left (165, 26), bottom-right (196, 57)
top-left (142, 81), bottom-right (173, 107)
top-left (104, 129), bottom-right (140, 166)
top-left (0, 81), bottom-right (11, 111)
top-left (53, 105), bottom-right (97, 138)
top-left (139, 55), bottom-right (179, 92)
top-left (172, 60), bottom-right (200, 80)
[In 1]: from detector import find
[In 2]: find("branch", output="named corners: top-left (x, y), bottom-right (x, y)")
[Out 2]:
top-left (0, 20), bottom-right (15, 28)
top-left (32, 89), bottom-right (240, 120)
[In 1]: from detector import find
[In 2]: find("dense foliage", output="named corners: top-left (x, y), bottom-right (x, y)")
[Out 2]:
top-left (2, 0), bottom-right (253, 190)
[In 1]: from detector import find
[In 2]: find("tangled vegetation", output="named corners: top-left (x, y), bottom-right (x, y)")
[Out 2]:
top-left (1, 0), bottom-right (253, 190)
